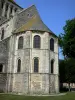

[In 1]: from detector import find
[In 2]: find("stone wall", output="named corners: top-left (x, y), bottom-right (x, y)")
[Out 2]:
top-left (30, 74), bottom-right (49, 94)
top-left (0, 38), bottom-right (9, 70)
top-left (4, 31), bottom-right (59, 94)
top-left (29, 31), bottom-right (59, 94)
top-left (0, 38), bottom-right (9, 92)
top-left (12, 73), bottom-right (29, 94)
top-left (0, 17), bottom-right (7, 25)
top-left (0, 73), bottom-right (7, 92)
top-left (7, 31), bottom-right (31, 93)
top-left (0, 30), bottom-right (59, 94)
top-left (30, 74), bottom-right (59, 94)
top-left (0, 18), bottom-right (14, 40)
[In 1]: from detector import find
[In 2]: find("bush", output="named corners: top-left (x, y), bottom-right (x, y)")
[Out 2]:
top-left (60, 86), bottom-right (69, 92)
top-left (0, 89), bottom-right (4, 93)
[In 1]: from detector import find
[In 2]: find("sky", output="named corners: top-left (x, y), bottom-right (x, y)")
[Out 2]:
top-left (15, 0), bottom-right (75, 59)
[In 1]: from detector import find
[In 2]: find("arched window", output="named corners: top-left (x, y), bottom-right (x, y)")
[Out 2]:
top-left (10, 6), bottom-right (13, 14)
top-left (18, 36), bottom-right (23, 49)
top-left (1, 28), bottom-right (4, 40)
top-left (50, 38), bottom-right (54, 51)
top-left (34, 57), bottom-right (39, 72)
top-left (17, 59), bottom-right (21, 72)
top-left (33, 35), bottom-right (40, 48)
top-left (0, 64), bottom-right (3, 72)
top-left (6, 3), bottom-right (8, 11)
top-left (51, 59), bottom-right (54, 74)
top-left (15, 8), bottom-right (17, 12)
top-left (1, 0), bottom-right (4, 9)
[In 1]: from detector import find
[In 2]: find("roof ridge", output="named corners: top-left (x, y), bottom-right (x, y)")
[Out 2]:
top-left (17, 5), bottom-right (35, 15)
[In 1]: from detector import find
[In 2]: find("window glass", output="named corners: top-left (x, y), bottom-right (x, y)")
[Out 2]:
top-left (34, 57), bottom-right (39, 72)
top-left (50, 38), bottom-right (54, 51)
top-left (1, 28), bottom-right (4, 40)
top-left (51, 60), bottom-right (54, 74)
top-left (33, 35), bottom-right (40, 48)
top-left (17, 59), bottom-right (21, 72)
top-left (18, 36), bottom-right (23, 49)
top-left (0, 64), bottom-right (3, 72)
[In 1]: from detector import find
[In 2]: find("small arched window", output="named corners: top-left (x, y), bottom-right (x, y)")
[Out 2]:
top-left (18, 36), bottom-right (23, 49)
top-left (50, 38), bottom-right (54, 51)
top-left (17, 59), bottom-right (21, 72)
top-left (0, 64), bottom-right (3, 72)
top-left (51, 59), bottom-right (54, 74)
top-left (15, 8), bottom-right (17, 12)
top-left (34, 57), bottom-right (39, 72)
top-left (33, 35), bottom-right (40, 48)
top-left (10, 6), bottom-right (13, 14)
top-left (1, 28), bottom-right (4, 40)
top-left (6, 3), bottom-right (8, 11)
top-left (1, 0), bottom-right (4, 9)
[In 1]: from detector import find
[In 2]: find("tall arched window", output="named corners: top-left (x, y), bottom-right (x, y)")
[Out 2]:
top-left (1, 28), bottom-right (4, 40)
top-left (50, 38), bottom-right (54, 51)
top-left (51, 59), bottom-right (54, 74)
top-left (33, 35), bottom-right (40, 48)
top-left (34, 57), bottom-right (39, 72)
top-left (18, 36), bottom-right (23, 49)
top-left (17, 59), bottom-right (21, 72)
top-left (10, 6), bottom-right (13, 15)
top-left (0, 64), bottom-right (3, 72)
top-left (1, 0), bottom-right (4, 9)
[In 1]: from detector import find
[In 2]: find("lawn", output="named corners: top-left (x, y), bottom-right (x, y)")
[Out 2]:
top-left (0, 92), bottom-right (75, 100)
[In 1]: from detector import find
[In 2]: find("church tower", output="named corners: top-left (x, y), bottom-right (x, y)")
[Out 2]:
top-left (0, 0), bottom-right (22, 24)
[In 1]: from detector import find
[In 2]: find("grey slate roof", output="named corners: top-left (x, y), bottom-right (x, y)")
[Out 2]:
top-left (14, 5), bottom-right (57, 37)
top-left (28, 14), bottom-right (53, 33)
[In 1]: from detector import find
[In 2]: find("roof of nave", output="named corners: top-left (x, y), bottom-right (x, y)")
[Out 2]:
top-left (8, 0), bottom-right (23, 9)
top-left (8, 0), bottom-right (15, 3)
top-left (14, 5), bottom-right (57, 37)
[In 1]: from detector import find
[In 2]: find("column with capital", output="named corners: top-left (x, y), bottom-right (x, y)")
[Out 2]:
top-left (2, 2), bottom-right (6, 17)
top-left (7, 4), bottom-right (11, 18)
top-left (12, 7), bottom-right (15, 16)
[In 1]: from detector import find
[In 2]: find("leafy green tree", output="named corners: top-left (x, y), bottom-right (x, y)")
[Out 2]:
top-left (59, 60), bottom-right (66, 83)
top-left (59, 58), bottom-right (75, 91)
top-left (65, 58), bottom-right (75, 91)
top-left (59, 18), bottom-right (75, 58)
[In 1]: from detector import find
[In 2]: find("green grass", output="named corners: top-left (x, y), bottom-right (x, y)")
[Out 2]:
top-left (0, 92), bottom-right (75, 100)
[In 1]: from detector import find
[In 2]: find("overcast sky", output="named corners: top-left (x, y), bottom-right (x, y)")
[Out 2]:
top-left (15, 0), bottom-right (75, 59)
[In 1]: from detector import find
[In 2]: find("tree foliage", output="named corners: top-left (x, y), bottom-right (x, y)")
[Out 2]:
top-left (59, 18), bottom-right (75, 58)
top-left (65, 58), bottom-right (75, 83)
top-left (59, 58), bottom-right (75, 91)
top-left (59, 60), bottom-right (66, 83)
top-left (60, 58), bottom-right (75, 83)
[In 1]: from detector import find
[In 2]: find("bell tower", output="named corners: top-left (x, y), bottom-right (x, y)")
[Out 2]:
top-left (0, 0), bottom-right (22, 25)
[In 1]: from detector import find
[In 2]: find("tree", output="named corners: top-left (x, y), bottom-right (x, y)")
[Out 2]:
top-left (59, 58), bottom-right (75, 91)
top-left (59, 59), bottom-right (66, 83)
top-left (59, 18), bottom-right (75, 58)
top-left (65, 58), bottom-right (75, 91)
top-left (59, 18), bottom-right (75, 91)
top-left (59, 59), bottom-right (66, 91)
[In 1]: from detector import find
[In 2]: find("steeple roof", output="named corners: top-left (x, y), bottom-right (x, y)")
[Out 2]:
top-left (14, 5), bottom-right (57, 37)
top-left (14, 14), bottom-right (53, 33)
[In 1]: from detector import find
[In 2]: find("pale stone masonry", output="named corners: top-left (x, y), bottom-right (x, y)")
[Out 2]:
top-left (0, 0), bottom-right (59, 94)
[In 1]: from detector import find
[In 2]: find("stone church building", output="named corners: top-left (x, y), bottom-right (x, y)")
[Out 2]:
top-left (0, 0), bottom-right (59, 94)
